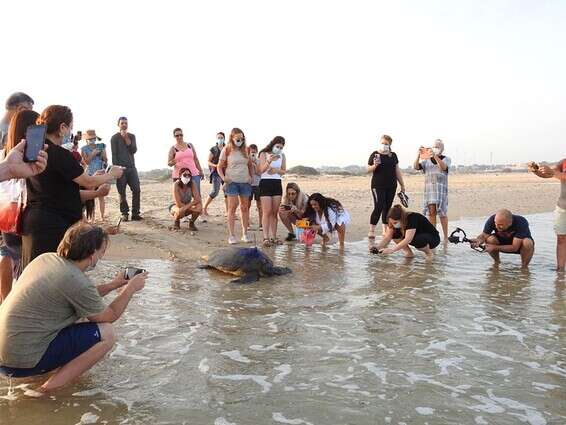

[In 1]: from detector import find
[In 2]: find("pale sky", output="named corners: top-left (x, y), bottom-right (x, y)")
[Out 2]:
top-left (1, 0), bottom-right (565, 170)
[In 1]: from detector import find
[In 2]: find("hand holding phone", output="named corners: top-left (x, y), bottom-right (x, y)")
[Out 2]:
top-left (124, 266), bottom-right (146, 280)
top-left (24, 125), bottom-right (47, 162)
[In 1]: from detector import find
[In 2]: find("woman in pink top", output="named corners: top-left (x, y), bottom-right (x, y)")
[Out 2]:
top-left (167, 127), bottom-right (204, 196)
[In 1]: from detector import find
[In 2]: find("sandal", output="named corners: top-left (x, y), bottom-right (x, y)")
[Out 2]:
top-left (263, 238), bottom-right (272, 247)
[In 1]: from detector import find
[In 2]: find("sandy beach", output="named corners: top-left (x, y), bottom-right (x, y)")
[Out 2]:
top-left (102, 172), bottom-right (560, 262)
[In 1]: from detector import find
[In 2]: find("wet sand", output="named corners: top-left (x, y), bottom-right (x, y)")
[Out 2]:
top-left (103, 172), bottom-right (560, 262)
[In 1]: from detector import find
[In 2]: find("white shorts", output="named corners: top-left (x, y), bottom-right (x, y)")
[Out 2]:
top-left (554, 206), bottom-right (566, 235)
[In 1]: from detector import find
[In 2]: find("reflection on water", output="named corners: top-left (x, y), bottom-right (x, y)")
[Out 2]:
top-left (1, 213), bottom-right (565, 425)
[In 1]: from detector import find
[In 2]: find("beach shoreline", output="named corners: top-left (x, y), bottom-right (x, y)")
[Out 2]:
top-left (103, 172), bottom-right (560, 262)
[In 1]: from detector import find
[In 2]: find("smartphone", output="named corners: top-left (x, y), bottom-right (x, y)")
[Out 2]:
top-left (24, 125), bottom-right (47, 162)
top-left (124, 267), bottom-right (146, 280)
top-left (282, 205), bottom-right (292, 210)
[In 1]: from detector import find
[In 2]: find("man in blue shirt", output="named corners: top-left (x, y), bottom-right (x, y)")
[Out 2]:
top-left (473, 209), bottom-right (534, 268)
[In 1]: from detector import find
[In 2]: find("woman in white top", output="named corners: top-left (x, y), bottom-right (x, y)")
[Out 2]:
top-left (304, 193), bottom-right (350, 248)
top-left (217, 128), bottom-right (254, 245)
top-left (257, 136), bottom-right (287, 247)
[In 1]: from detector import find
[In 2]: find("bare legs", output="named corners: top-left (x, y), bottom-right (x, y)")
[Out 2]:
top-left (40, 323), bottom-right (116, 393)
top-left (427, 204), bottom-right (448, 240)
top-left (261, 196), bottom-right (282, 242)
top-left (98, 197), bottom-right (106, 221)
top-left (558, 235), bottom-right (566, 272)
top-left (238, 195), bottom-right (250, 238)
top-left (227, 196), bottom-right (239, 238)
top-left (486, 235), bottom-right (534, 268)
top-left (0, 256), bottom-right (13, 302)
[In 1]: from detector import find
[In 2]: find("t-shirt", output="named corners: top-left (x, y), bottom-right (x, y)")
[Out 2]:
top-left (0, 253), bottom-right (105, 368)
top-left (406, 212), bottom-right (439, 236)
top-left (482, 214), bottom-right (532, 244)
top-left (368, 151), bottom-right (399, 189)
top-left (25, 140), bottom-right (84, 221)
top-left (219, 148), bottom-right (250, 184)
top-left (250, 157), bottom-right (261, 186)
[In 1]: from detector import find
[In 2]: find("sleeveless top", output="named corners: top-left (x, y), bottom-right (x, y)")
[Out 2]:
top-left (175, 182), bottom-right (193, 205)
top-left (220, 148), bottom-right (250, 184)
top-left (172, 144), bottom-right (199, 179)
top-left (261, 153), bottom-right (283, 180)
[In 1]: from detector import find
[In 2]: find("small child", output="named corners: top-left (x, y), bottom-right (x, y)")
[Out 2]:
top-left (248, 144), bottom-right (263, 230)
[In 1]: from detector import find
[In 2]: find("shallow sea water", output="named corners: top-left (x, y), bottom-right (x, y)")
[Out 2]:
top-left (1, 213), bottom-right (565, 425)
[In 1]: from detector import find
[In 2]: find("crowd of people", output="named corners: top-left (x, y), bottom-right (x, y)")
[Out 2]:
top-left (0, 90), bottom-right (564, 395)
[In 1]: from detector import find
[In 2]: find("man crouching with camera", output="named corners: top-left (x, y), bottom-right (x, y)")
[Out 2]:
top-left (0, 222), bottom-right (147, 394)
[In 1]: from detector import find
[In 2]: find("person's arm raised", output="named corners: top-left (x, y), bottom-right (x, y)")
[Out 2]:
top-left (87, 272), bottom-right (147, 323)
top-left (74, 166), bottom-right (123, 189)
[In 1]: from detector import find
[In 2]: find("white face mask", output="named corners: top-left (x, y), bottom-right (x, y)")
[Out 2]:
top-left (393, 222), bottom-right (401, 229)
top-left (272, 146), bottom-right (282, 155)
top-left (234, 139), bottom-right (244, 147)
top-left (380, 144), bottom-right (391, 153)
top-left (181, 176), bottom-right (191, 185)
top-left (217, 138), bottom-right (225, 146)
top-left (432, 147), bottom-right (441, 155)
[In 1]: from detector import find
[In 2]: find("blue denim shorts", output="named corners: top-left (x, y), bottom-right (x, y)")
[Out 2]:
top-left (224, 182), bottom-right (252, 197)
top-left (0, 322), bottom-right (101, 378)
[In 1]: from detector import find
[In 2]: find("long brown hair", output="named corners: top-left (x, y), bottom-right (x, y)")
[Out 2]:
top-left (283, 182), bottom-right (305, 208)
top-left (225, 127), bottom-right (248, 158)
top-left (6, 109), bottom-right (40, 154)
top-left (387, 204), bottom-right (409, 234)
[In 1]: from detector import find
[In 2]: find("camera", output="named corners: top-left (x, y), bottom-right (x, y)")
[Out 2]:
top-left (124, 267), bottom-right (146, 280)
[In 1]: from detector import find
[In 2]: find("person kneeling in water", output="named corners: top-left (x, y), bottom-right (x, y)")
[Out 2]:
top-left (471, 209), bottom-right (534, 268)
top-left (0, 222), bottom-right (148, 394)
top-left (372, 204), bottom-right (440, 258)
top-left (304, 193), bottom-right (350, 247)
top-left (170, 168), bottom-right (202, 230)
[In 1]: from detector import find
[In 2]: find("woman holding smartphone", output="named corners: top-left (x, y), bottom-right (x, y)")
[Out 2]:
top-left (81, 129), bottom-right (108, 221)
top-left (279, 182), bottom-right (309, 241)
top-left (367, 134), bottom-right (406, 239)
top-left (21, 105), bottom-right (123, 270)
top-left (257, 136), bottom-right (286, 247)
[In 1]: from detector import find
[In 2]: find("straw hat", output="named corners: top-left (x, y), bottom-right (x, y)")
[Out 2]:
top-left (83, 129), bottom-right (102, 141)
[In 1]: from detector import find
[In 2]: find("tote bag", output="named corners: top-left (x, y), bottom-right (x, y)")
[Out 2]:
top-left (0, 178), bottom-right (26, 234)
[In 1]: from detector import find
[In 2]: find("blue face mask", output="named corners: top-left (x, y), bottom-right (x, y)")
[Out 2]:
top-left (393, 222), bottom-right (401, 229)
top-left (61, 126), bottom-right (72, 146)
top-left (272, 146), bottom-right (282, 155)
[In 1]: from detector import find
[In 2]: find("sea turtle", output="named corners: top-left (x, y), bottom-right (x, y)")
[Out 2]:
top-left (199, 247), bottom-right (292, 284)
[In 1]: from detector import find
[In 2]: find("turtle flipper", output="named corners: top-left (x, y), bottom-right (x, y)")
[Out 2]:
top-left (197, 264), bottom-right (211, 270)
top-left (230, 272), bottom-right (260, 284)
top-left (270, 266), bottom-right (292, 276)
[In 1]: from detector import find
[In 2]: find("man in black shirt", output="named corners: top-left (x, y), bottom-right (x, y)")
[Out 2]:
top-left (110, 117), bottom-right (141, 221)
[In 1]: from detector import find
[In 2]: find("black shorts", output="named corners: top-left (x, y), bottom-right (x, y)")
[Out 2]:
top-left (393, 229), bottom-right (440, 249)
top-left (259, 179), bottom-right (283, 197)
top-left (250, 186), bottom-right (260, 201)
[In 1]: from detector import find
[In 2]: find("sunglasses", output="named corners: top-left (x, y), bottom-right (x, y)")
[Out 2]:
top-left (174, 134), bottom-right (183, 138)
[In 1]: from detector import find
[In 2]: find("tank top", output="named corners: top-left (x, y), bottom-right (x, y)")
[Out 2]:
top-left (176, 183), bottom-right (193, 205)
top-left (172, 144), bottom-right (199, 179)
top-left (221, 148), bottom-right (250, 183)
top-left (261, 153), bottom-right (283, 180)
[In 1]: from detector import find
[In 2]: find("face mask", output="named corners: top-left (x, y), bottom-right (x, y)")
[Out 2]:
top-left (87, 138), bottom-right (96, 145)
top-left (217, 138), bottom-right (225, 146)
top-left (432, 147), bottom-right (441, 155)
top-left (250, 153), bottom-right (257, 160)
top-left (393, 222), bottom-right (401, 229)
top-left (272, 146), bottom-right (282, 155)
top-left (85, 253), bottom-right (98, 272)
top-left (181, 176), bottom-right (191, 185)
top-left (61, 126), bottom-right (72, 146)
top-left (380, 144), bottom-right (391, 153)
top-left (234, 139), bottom-right (244, 147)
